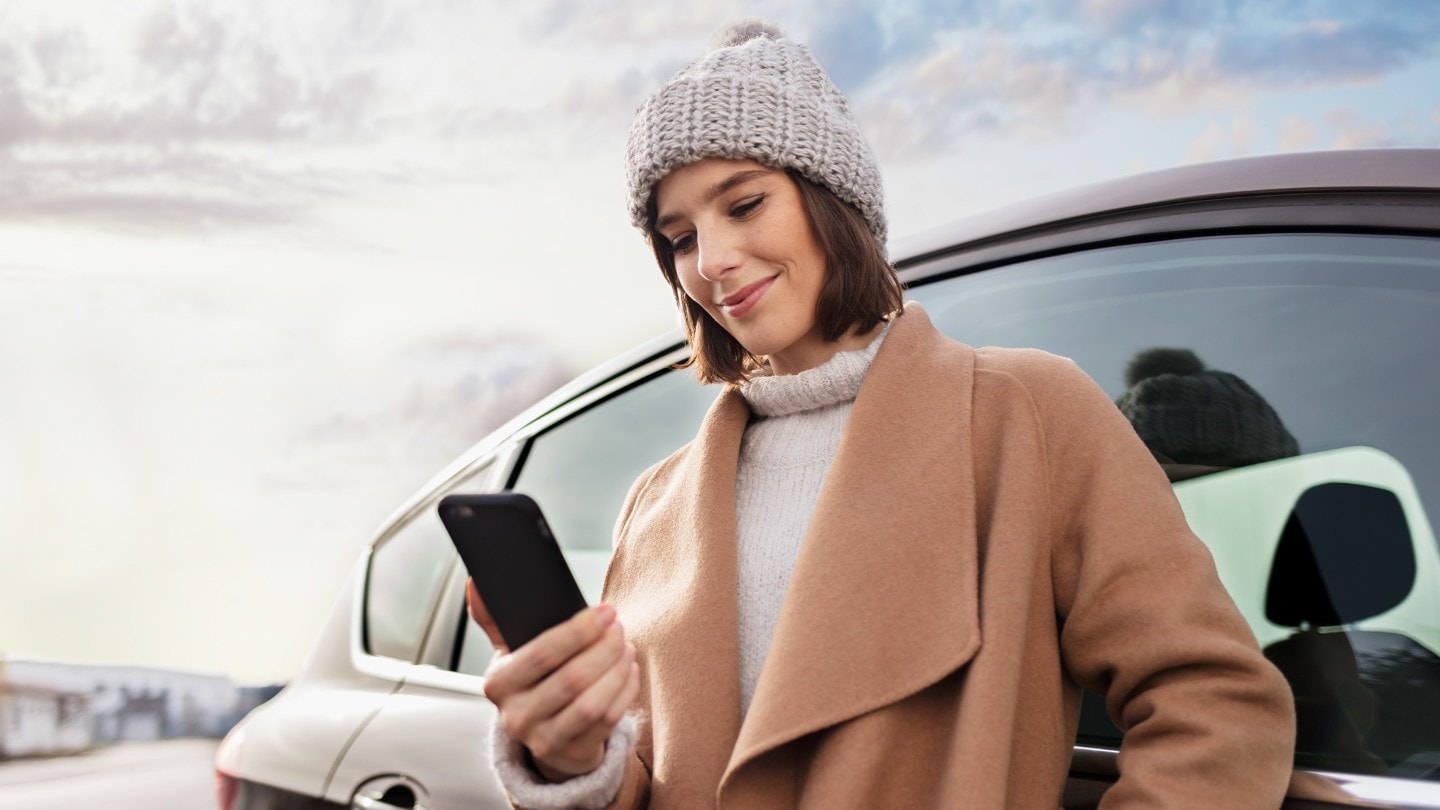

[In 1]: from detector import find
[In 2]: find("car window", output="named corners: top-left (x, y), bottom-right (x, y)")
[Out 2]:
top-left (455, 603), bottom-right (496, 677)
top-left (910, 232), bottom-right (1440, 778)
top-left (366, 462), bottom-right (498, 662)
top-left (513, 368), bottom-right (717, 598)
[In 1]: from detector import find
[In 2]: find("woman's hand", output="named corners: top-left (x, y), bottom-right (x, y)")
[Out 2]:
top-left (467, 580), bottom-right (640, 781)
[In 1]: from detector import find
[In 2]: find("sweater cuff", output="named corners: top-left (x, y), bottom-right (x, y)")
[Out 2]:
top-left (489, 715), bottom-right (636, 810)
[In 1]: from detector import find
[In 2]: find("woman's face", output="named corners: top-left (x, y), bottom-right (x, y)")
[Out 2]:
top-left (654, 158), bottom-right (829, 376)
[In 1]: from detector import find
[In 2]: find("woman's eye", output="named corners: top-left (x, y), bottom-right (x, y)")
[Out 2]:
top-left (730, 195), bottom-right (764, 218)
top-left (669, 233), bottom-right (697, 255)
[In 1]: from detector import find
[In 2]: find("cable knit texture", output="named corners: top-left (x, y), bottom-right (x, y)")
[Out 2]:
top-left (735, 327), bottom-right (886, 713)
top-left (624, 19), bottom-right (887, 246)
top-left (490, 715), bottom-right (636, 810)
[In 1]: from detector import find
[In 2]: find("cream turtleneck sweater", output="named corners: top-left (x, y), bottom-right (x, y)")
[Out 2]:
top-left (735, 328), bottom-right (886, 714)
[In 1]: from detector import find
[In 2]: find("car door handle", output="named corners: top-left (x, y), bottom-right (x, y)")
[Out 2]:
top-left (351, 775), bottom-right (429, 810)
top-left (354, 797), bottom-right (426, 810)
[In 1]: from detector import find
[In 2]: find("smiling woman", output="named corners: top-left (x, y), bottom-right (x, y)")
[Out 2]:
top-left (463, 18), bottom-right (1297, 810)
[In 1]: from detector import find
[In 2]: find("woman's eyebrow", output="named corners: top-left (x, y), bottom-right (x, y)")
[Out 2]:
top-left (656, 169), bottom-right (771, 231)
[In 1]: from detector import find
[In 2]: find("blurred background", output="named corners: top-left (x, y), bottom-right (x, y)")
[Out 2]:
top-left (1, 0), bottom-right (1437, 803)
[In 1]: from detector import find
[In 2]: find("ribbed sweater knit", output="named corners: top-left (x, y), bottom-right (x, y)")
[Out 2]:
top-left (734, 329), bottom-right (884, 713)
top-left (491, 329), bottom-right (886, 809)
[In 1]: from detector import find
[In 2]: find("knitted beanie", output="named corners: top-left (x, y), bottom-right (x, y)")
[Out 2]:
top-left (625, 19), bottom-right (887, 246)
top-left (1116, 348), bottom-right (1300, 468)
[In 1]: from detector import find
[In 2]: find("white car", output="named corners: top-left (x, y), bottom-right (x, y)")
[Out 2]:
top-left (217, 149), bottom-right (1440, 809)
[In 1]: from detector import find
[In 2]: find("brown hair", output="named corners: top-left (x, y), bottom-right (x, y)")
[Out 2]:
top-left (646, 169), bottom-right (903, 385)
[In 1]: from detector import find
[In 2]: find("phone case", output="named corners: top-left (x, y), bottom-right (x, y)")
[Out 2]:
top-left (437, 492), bottom-right (589, 650)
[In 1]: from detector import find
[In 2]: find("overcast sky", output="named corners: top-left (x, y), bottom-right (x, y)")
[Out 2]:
top-left (3, 0), bottom-right (1438, 685)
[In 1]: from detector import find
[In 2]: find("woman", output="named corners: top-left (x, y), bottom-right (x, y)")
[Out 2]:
top-left (472, 21), bottom-right (1296, 809)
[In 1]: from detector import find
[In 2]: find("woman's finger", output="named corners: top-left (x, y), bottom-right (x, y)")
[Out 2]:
top-left (484, 603), bottom-right (616, 702)
top-left (465, 579), bottom-right (508, 654)
top-left (509, 620), bottom-right (626, 731)
top-left (529, 646), bottom-right (636, 769)
top-left (538, 632), bottom-right (631, 740)
top-left (560, 658), bottom-right (641, 760)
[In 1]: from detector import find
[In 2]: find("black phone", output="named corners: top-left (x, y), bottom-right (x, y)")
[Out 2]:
top-left (437, 492), bottom-right (589, 651)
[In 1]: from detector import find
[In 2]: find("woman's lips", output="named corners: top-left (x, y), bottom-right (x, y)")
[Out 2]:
top-left (720, 277), bottom-right (775, 318)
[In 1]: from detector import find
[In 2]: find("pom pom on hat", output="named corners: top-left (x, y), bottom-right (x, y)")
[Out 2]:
top-left (709, 19), bottom-right (782, 50)
top-left (1116, 347), bottom-right (1300, 467)
top-left (1125, 347), bottom-right (1206, 387)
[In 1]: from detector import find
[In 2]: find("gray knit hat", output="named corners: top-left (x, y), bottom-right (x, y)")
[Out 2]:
top-left (1116, 348), bottom-right (1300, 468)
top-left (625, 20), bottom-right (887, 246)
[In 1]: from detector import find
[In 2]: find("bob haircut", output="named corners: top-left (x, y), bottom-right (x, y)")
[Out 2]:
top-left (646, 169), bottom-right (904, 385)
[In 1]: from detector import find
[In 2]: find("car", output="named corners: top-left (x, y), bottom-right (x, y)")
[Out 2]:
top-left (217, 147), bottom-right (1440, 809)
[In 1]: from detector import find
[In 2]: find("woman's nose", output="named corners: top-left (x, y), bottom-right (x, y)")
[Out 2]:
top-left (696, 228), bottom-right (742, 281)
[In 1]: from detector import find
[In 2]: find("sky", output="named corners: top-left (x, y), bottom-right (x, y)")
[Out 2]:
top-left (2, 0), bottom-right (1438, 686)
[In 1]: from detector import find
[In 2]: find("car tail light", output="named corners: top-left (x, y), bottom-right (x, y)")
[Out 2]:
top-left (216, 768), bottom-right (238, 810)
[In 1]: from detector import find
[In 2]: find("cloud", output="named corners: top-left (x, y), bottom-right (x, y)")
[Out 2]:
top-left (1278, 115), bottom-right (1318, 151)
top-left (847, 0), bottom-right (1439, 161)
top-left (0, 0), bottom-right (610, 231)
top-left (1324, 107), bottom-right (1392, 148)
top-left (5, 0), bottom-right (1438, 229)
top-left (1214, 16), bottom-right (1437, 86)
top-left (0, 2), bottom-right (405, 229)
top-left (1184, 115), bottom-right (1252, 163)
top-left (856, 35), bottom-right (1083, 159)
top-left (3, 4), bottom-right (389, 147)
top-left (516, 0), bottom-right (723, 47)
top-left (806, 1), bottom-right (891, 91)
top-left (265, 336), bottom-right (571, 491)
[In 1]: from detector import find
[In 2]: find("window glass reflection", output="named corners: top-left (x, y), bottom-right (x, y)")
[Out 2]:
top-left (507, 368), bottom-right (717, 617)
top-left (911, 233), bottom-right (1440, 777)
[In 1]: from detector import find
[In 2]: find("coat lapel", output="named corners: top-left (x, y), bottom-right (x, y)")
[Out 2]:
top-left (721, 304), bottom-right (983, 796)
top-left (607, 386), bottom-right (751, 800)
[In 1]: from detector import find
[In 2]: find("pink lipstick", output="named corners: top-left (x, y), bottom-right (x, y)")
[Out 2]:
top-left (720, 277), bottom-right (775, 318)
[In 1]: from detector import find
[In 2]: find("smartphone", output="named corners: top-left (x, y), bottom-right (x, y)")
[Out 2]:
top-left (437, 492), bottom-right (589, 650)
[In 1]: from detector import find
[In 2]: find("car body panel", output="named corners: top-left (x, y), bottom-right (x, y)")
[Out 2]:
top-left (324, 674), bottom-right (503, 808)
top-left (217, 557), bottom-right (399, 803)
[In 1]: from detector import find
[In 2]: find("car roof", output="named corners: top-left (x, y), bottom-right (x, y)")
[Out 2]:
top-left (889, 148), bottom-right (1440, 269)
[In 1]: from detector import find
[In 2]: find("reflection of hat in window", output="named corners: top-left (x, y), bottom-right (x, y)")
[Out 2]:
top-left (1116, 348), bottom-right (1300, 468)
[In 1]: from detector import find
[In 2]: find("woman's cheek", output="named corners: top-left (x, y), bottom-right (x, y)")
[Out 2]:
top-left (677, 267), bottom-right (708, 309)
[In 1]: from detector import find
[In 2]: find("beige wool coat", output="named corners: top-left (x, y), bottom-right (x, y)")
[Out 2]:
top-left (596, 304), bottom-right (1295, 809)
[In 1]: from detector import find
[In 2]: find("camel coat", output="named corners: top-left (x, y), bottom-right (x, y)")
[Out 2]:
top-left (597, 304), bottom-right (1295, 809)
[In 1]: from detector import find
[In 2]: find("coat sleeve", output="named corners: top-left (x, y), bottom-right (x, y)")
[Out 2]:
top-left (1028, 352), bottom-right (1296, 809)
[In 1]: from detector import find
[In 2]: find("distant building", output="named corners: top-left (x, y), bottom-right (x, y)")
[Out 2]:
top-left (0, 679), bottom-right (92, 759)
top-left (0, 654), bottom-right (271, 757)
